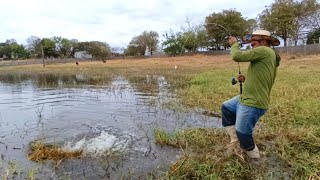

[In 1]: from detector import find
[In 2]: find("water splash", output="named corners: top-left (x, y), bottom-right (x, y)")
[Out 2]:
top-left (63, 126), bottom-right (131, 157)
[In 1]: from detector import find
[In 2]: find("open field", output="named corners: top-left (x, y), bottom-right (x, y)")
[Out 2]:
top-left (1, 54), bottom-right (319, 179)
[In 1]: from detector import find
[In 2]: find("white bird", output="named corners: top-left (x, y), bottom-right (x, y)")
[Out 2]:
top-left (174, 65), bottom-right (178, 70)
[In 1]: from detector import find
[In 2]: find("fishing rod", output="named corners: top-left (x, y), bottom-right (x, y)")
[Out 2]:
top-left (206, 23), bottom-right (243, 94)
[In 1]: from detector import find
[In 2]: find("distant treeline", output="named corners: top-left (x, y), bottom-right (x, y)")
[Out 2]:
top-left (1, 0), bottom-right (320, 60)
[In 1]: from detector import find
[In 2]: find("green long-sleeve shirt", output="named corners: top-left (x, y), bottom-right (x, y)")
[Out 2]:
top-left (230, 43), bottom-right (280, 109)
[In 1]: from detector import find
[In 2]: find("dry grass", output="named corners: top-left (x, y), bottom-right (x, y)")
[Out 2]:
top-left (28, 142), bottom-right (82, 165)
top-left (0, 55), bottom-right (237, 73)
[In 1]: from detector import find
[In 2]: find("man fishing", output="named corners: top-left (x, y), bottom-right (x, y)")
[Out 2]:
top-left (222, 30), bottom-right (281, 159)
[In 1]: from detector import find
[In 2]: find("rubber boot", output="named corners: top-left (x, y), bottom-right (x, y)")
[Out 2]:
top-left (225, 125), bottom-right (238, 143)
top-left (245, 144), bottom-right (260, 159)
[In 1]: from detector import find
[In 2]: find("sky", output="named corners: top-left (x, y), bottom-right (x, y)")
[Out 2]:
top-left (0, 0), bottom-right (275, 47)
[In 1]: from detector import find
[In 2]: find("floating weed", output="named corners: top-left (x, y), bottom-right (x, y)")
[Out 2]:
top-left (28, 141), bottom-right (82, 165)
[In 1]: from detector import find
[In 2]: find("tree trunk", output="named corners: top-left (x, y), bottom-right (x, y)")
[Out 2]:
top-left (283, 30), bottom-right (287, 47)
top-left (41, 44), bottom-right (45, 68)
top-left (284, 39), bottom-right (287, 47)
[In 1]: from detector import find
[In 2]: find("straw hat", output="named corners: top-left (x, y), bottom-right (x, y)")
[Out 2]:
top-left (244, 30), bottom-right (280, 46)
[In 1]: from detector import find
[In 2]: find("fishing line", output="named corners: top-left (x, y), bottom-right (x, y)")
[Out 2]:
top-left (176, 22), bottom-right (243, 94)
top-left (206, 23), bottom-right (242, 94)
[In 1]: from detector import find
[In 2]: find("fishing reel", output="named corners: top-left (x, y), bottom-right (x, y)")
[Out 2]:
top-left (231, 76), bottom-right (238, 85)
top-left (231, 75), bottom-right (245, 85)
top-left (231, 75), bottom-right (243, 94)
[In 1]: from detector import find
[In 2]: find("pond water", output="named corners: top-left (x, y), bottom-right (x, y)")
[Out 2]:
top-left (0, 74), bottom-right (220, 179)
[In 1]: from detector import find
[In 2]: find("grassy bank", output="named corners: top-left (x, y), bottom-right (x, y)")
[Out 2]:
top-left (155, 55), bottom-right (320, 179)
top-left (1, 54), bottom-right (319, 179)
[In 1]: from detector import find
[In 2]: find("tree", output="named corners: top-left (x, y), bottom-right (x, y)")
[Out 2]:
top-left (180, 31), bottom-right (198, 52)
top-left (298, 0), bottom-right (320, 29)
top-left (259, 0), bottom-right (319, 46)
top-left (11, 44), bottom-right (30, 59)
top-left (306, 9), bottom-right (320, 29)
top-left (42, 38), bottom-right (57, 58)
top-left (196, 27), bottom-right (209, 51)
top-left (0, 42), bottom-right (12, 59)
top-left (60, 38), bottom-right (73, 58)
top-left (52, 36), bottom-right (73, 58)
top-left (125, 36), bottom-right (145, 56)
top-left (74, 41), bottom-right (89, 52)
top-left (0, 39), bottom-right (30, 59)
top-left (246, 19), bottom-right (258, 33)
top-left (125, 30), bottom-right (159, 56)
top-left (72, 41), bottom-right (111, 59)
top-left (259, 0), bottom-right (296, 46)
top-left (144, 31), bottom-right (159, 55)
top-left (180, 22), bottom-right (208, 52)
top-left (27, 36), bottom-right (42, 57)
top-left (205, 9), bottom-right (247, 50)
top-left (0, 39), bottom-right (16, 59)
top-left (162, 30), bottom-right (184, 55)
top-left (87, 41), bottom-right (111, 59)
top-left (307, 28), bottom-right (320, 44)
top-left (162, 21), bottom-right (209, 55)
top-left (292, 0), bottom-right (319, 45)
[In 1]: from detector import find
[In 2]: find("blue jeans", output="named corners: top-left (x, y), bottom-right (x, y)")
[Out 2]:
top-left (221, 95), bottom-right (266, 150)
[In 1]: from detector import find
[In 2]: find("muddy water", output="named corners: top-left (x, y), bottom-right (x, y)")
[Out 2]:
top-left (0, 74), bottom-right (219, 179)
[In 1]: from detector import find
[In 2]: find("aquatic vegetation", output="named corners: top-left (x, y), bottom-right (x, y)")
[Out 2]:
top-left (28, 141), bottom-right (82, 165)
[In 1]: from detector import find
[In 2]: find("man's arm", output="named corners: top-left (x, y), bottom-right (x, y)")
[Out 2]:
top-left (230, 43), bottom-right (262, 62)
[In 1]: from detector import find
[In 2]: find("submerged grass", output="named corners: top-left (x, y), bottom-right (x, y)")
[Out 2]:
top-left (28, 142), bottom-right (82, 164)
top-left (1, 54), bottom-right (320, 178)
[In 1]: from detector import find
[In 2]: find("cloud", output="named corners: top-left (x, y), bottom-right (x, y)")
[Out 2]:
top-left (0, 0), bottom-right (274, 47)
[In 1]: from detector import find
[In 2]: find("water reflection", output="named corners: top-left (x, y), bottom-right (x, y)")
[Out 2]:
top-left (0, 73), bottom-right (33, 83)
top-left (0, 74), bottom-right (219, 179)
top-left (126, 75), bottom-right (169, 98)
top-left (0, 73), bottom-right (113, 87)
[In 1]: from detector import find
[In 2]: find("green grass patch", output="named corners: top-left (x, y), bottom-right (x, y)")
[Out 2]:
top-left (155, 57), bottom-right (320, 179)
top-left (179, 70), bottom-right (239, 112)
top-left (154, 128), bottom-right (293, 179)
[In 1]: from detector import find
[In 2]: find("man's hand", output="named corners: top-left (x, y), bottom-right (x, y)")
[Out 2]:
top-left (237, 74), bottom-right (245, 83)
top-left (228, 36), bottom-right (237, 46)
